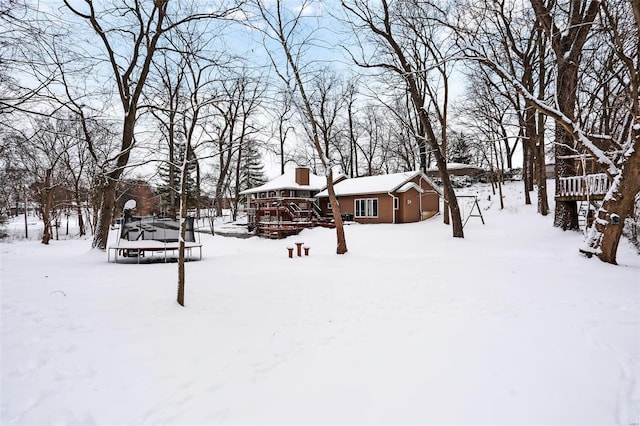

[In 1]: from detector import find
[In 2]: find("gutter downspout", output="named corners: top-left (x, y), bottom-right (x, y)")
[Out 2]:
top-left (418, 176), bottom-right (424, 220)
top-left (388, 192), bottom-right (396, 224)
top-left (419, 175), bottom-right (426, 220)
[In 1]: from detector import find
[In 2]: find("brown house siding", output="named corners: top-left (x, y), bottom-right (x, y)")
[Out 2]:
top-left (421, 191), bottom-right (440, 212)
top-left (336, 193), bottom-right (395, 224)
top-left (319, 173), bottom-right (441, 224)
top-left (397, 189), bottom-right (420, 223)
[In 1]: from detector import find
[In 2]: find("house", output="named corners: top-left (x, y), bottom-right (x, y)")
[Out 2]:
top-left (314, 171), bottom-right (442, 224)
top-left (240, 167), bottom-right (345, 238)
top-left (426, 162), bottom-right (487, 179)
top-left (116, 179), bottom-right (156, 217)
top-left (545, 163), bottom-right (555, 179)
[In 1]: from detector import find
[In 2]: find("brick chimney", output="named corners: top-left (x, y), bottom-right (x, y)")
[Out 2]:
top-left (295, 167), bottom-right (310, 186)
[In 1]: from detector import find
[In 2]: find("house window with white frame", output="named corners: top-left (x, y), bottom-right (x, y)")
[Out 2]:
top-left (355, 198), bottom-right (378, 218)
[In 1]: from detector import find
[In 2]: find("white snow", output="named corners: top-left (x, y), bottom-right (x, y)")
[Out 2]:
top-left (2, 182), bottom-right (639, 425)
top-left (427, 162), bottom-right (486, 172)
top-left (239, 168), bottom-right (328, 195)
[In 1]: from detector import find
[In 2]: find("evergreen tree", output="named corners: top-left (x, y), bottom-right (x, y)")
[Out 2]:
top-left (240, 141), bottom-right (266, 195)
top-left (447, 131), bottom-right (474, 165)
top-left (157, 140), bottom-right (197, 216)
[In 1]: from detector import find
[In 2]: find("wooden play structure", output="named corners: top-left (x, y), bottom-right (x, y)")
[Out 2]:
top-left (555, 153), bottom-right (612, 230)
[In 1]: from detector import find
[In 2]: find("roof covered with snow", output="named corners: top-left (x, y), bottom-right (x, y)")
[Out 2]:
top-left (315, 171), bottom-right (440, 197)
top-left (240, 169), bottom-right (329, 195)
top-left (426, 162), bottom-right (486, 172)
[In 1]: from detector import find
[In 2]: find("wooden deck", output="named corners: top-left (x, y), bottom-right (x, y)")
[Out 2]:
top-left (556, 173), bottom-right (609, 202)
top-left (247, 196), bottom-right (329, 239)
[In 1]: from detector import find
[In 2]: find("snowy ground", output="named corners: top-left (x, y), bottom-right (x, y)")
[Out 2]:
top-left (1, 182), bottom-right (639, 425)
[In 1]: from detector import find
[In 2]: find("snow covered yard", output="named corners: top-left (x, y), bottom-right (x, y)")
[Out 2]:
top-left (2, 183), bottom-right (639, 425)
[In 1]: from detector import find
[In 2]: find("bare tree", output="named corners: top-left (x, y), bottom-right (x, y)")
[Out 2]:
top-left (63, 0), bottom-right (243, 250)
top-left (208, 69), bottom-right (261, 217)
top-left (458, 1), bottom-right (550, 214)
top-left (229, 71), bottom-right (265, 221)
top-left (9, 116), bottom-right (77, 244)
top-left (341, 0), bottom-right (465, 237)
top-left (581, 0), bottom-right (640, 263)
top-left (530, 0), bottom-right (600, 230)
top-left (265, 83), bottom-right (297, 175)
top-left (58, 116), bottom-right (106, 237)
top-left (460, 0), bottom-right (639, 264)
top-left (344, 75), bottom-right (361, 177)
top-left (252, 0), bottom-right (348, 254)
top-left (165, 26), bottom-right (227, 307)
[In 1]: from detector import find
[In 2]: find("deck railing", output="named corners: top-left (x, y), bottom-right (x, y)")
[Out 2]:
top-left (557, 173), bottom-right (609, 198)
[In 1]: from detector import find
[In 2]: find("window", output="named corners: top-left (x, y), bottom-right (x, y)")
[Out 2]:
top-left (393, 197), bottom-right (399, 210)
top-left (355, 198), bottom-right (378, 218)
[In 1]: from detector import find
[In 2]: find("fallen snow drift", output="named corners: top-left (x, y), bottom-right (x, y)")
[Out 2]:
top-left (2, 183), bottom-right (639, 425)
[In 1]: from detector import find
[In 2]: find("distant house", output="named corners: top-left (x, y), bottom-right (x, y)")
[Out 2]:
top-left (545, 163), bottom-right (555, 179)
top-left (116, 179), bottom-right (156, 217)
top-left (426, 162), bottom-right (487, 179)
top-left (314, 171), bottom-right (441, 224)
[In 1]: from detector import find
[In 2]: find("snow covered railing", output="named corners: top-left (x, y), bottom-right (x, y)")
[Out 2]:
top-left (557, 173), bottom-right (610, 198)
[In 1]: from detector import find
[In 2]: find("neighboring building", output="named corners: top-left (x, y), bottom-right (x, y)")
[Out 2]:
top-left (426, 163), bottom-right (487, 179)
top-left (240, 167), bottom-right (344, 238)
top-left (116, 180), bottom-right (156, 217)
top-left (314, 171), bottom-right (441, 224)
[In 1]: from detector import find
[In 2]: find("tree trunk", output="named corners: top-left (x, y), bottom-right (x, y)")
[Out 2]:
top-left (232, 139), bottom-right (243, 222)
top-left (553, 147), bottom-right (579, 229)
top-left (264, 0), bottom-right (349, 254)
top-left (77, 205), bottom-right (85, 236)
top-left (553, 58), bottom-right (582, 229)
top-left (584, 131), bottom-right (640, 264)
top-left (530, 0), bottom-right (600, 230)
top-left (326, 170), bottom-right (348, 254)
top-left (92, 177), bottom-right (117, 249)
top-left (536, 110), bottom-right (549, 216)
top-left (416, 107), bottom-right (462, 236)
top-left (92, 110), bottom-right (137, 249)
top-left (23, 189), bottom-right (28, 239)
top-left (74, 186), bottom-right (86, 236)
top-left (168, 119), bottom-right (176, 217)
top-left (522, 131), bottom-right (533, 205)
top-left (348, 99), bottom-right (356, 178)
top-left (41, 168), bottom-right (52, 245)
top-left (177, 164), bottom-right (188, 307)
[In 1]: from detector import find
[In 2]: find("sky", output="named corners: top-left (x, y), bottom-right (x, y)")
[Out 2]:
top-left (8, 0), bottom-right (507, 186)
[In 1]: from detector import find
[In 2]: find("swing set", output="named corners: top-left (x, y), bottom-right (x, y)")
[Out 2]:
top-left (455, 195), bottom-right (485, 227)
